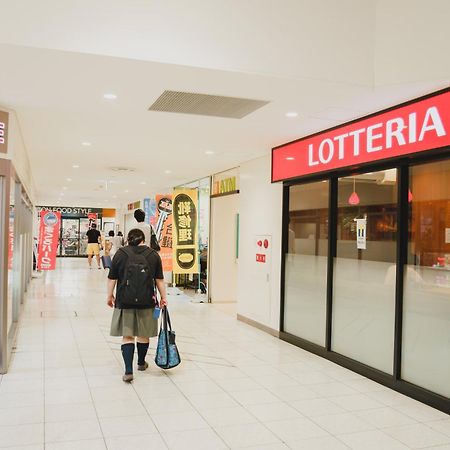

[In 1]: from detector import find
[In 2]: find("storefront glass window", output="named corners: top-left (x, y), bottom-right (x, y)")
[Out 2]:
top-left (7, 177), bottom-right (15, 334)
top-left (284, 181), bottom-right (329, 346)
top-left (332, 170), bottom-right (397, 374)
top-left (402, 160), bottom-right (450, 397)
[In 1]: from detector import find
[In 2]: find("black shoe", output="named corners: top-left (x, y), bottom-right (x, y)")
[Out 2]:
top-left (137, 362), bottom-right (149, 371)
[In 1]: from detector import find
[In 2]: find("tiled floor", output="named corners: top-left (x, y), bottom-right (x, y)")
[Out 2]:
top-left (0, 258), bottom-right (448, 450)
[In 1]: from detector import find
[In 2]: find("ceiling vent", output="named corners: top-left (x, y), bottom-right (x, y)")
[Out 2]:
top-left (148, 90), bottom-right (269, 119)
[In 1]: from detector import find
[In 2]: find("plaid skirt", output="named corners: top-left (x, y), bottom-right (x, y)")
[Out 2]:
top-left (110, 308), bottom-right (158, 337)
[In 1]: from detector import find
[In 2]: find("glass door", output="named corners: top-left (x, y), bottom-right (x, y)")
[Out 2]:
top-left (332, 169), bottom-right (398, 374)
top-left (402, 159), bottom-right (450, 397)
top-left (61, 219), bottom-right (80, 256)
top-left (79, 218), bottom-right (90, 256)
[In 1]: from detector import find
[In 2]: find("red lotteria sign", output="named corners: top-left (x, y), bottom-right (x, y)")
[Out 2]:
top-left (37, 211), bottom-right (61, 271)
top-left (272, 89), bottom-right (450, 182)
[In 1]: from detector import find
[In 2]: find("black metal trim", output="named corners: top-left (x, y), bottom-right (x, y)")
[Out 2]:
top-left (393, 166), bottom-right (408, 379)
top-left (325, 177), bottom-right (337, 350)
top-left (279, 185), bottom-right (290, 332)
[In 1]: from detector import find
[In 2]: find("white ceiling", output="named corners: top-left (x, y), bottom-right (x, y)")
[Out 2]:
top-left (0, 0), bottom-right (449, 207)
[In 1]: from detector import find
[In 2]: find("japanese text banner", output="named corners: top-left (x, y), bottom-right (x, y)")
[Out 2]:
top-left (155, 195), bottom-right (173, 272)
top-left (37, 211), bottom-right (61, 271)
top-left (173, 189), bottom-right (198, 274)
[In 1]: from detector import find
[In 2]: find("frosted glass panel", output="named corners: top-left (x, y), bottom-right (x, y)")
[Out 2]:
top-left (284, 254), bottom-right (327, 345)
top-left (332, 170), bottom-right (397, 374)
top-left (402, 160), bottom-right (450, 398)
top-left (284, 181), bottom-right (328, 346)
top-left (332, 257), bottom-right (396, 373)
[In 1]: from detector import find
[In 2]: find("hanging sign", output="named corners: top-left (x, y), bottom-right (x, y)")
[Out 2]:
top-left (143, 198), bottom-right (156, 225)
top-left (356, 219), bottom-right (367, 250)
top-left (173, 189), bottom-right (198, 274)
top-left (155, 195), bottom-right (173, 272)
top-left (272, 89), bottom-right (450, 181)
top-left (37, 211), bottom-right (61, 271)
top-left (0, 110), bottom-right (9, 153)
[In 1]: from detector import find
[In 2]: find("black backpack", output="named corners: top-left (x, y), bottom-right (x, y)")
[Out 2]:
top-left (119, 246), bottom-right (155, 307)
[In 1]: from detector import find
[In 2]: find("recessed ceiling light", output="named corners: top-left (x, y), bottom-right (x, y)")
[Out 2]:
top-left (82, 142), bottom-right (91, 147)
top-left (164, 170), bottom-right (172, 174)
top-left (63, 186), bottom-right (67, 190)
top-left (66, 178), bottom-right (72, 182)
top-left (205, 151), bottom-right (214, 155)
top-left (72, 164), bottom-right (80, 169)
top-left (103, 93), bottom-right (117, 100)
top-left (112, 195), bottom-right (117, 199)
top-left (286, 157), bottom-right (295, 161)
top-left (124, 189), bottom-right (129, 193)
top-left (140, 181), bottom-right (146, 185)
top-left (60, 193), bottom-right (65, 197)
top-left (285, 112), bottom-right (298, 118)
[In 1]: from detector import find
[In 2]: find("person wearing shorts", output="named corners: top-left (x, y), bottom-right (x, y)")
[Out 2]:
top-left (86, 223), bottom-right (101, 269)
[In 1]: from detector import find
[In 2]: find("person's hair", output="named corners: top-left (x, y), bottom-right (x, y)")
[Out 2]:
top-left (127, 228), bottom-right (145, 246)
top-left (134, 209), bottom-right (146, 223)
top-left (91, 223), bottom-right (97, 229)
top-left (108, 230), bottom-right (114, 237)
top-left (117, 231), bottom-right (123, 236)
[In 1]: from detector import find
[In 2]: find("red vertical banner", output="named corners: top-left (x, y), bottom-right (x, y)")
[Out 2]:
top-left (37, 211), bottom-right (61, 271)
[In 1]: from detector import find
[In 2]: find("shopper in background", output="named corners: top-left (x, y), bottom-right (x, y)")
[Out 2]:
top-left (86, 223), bottom-right (102, 269)
top-left (107, 228), bottom-right (167, 382)
top-left (105, 230), bottom-right (123, 257)
top-left (117, 231), bottom-right (124, 246)
top-left (133, 208), bottom-right (160, 251)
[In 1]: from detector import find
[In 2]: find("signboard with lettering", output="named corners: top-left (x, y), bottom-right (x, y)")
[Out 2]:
top-left (37, 206), bottom-right (103, 219)
top-left (154, 195), bottom-right (173, 272)
top-left (272, 89), bottom-right (450, 182)
top-left (0, 110), bottom-right (9, 153)
top-left (37, 211), bottom-right (61, 271)
top-left (172, 189), bottom-right (198, 274)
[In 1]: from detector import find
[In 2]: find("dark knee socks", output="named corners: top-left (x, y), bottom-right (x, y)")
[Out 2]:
top-left (121, 343), bottom-right (135, 374)
top-left (137, 342), bottom-right (149, 366)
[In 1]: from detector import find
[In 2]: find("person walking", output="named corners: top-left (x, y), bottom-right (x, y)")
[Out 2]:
top-left (105, 230), bottom-right (123, 257)
top-left (133, 208), bottom-right (160, 251)
top-left (86, 223), bottom-right (102, 269)
top-left (107, 228), bottom-right (167, 382)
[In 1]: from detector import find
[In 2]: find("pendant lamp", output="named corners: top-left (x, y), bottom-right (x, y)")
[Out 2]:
top-left (348, 178), bottom-right (360, 205)
top-left (408, 189), bottom-right (413, 202)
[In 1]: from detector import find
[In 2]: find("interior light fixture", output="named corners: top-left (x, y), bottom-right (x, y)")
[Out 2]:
top-left (82, 142), bottom-right (91, 147)
top-left (140, 181), bottom-right (146, 185)
top-left (348, 178), bottom-right (360, 205)
top-left (205, 151), bottom-right (214, 155)
top-left (285, 112), bottom-right (298, 118)
top-left (66, 178), bottom-right (72, 182)
top-left (286, 157), bottom-right (295, 161)
top-left (124, 189), bottom-right (129, 193)
top-left (63, 186), bottom-right (67, 190)
top-left (164, 170), bottom-right (172, 174)
top-left (72, 164), bottom-right (80, 169)
top-left (112, 195), bottom-right (117, 199)
top-left (103, 93), bottom-right (117, 100)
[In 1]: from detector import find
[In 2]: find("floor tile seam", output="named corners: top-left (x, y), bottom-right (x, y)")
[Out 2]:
top-left (65, 307), bottom-right (108, 450)
top-left (333, 427), bottom-right (417, 449)
top-left (382, 422), bottom-right (450, 443)
top-left (149, 358), bottom-right (242, 449)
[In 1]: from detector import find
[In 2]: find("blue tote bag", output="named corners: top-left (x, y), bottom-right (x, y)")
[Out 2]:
top-left (155, 307), bottom-right (181, 369)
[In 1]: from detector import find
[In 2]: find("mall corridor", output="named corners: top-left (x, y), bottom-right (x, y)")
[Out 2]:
top-left (0, 260), bottom-right (448, 450)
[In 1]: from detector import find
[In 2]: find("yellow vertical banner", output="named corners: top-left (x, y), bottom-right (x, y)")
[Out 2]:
top-left (172, 189), bottom-right (198, 274)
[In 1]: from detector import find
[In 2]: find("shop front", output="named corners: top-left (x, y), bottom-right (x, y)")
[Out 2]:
top-left (36, 206), bottom-right (113, 257)
top-left (272, 88), bottom-right (450, 413)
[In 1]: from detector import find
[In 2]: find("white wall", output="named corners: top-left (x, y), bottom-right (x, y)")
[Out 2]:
top-left (209, 194), bottom-right (239, 303)
top-left (237, 155), bottom-right (283, 331)
top-left (0, 107), bottom-right (35, 202)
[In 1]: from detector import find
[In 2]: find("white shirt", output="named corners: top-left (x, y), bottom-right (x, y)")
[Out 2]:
top-left (133, 221), bottom-right (152, 246)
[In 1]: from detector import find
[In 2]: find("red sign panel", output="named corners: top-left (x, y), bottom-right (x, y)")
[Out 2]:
top-left (37, 211), bottom-right (61, 271)
top-left (272, 89), bottom-right (450, 182)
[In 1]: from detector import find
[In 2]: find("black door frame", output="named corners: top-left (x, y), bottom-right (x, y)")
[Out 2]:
top-left (279, 149), bottom-right (450, 415)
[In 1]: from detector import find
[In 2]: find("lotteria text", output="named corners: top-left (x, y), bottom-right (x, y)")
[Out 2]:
top-left (272, 89), bottom-right (450, 182)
